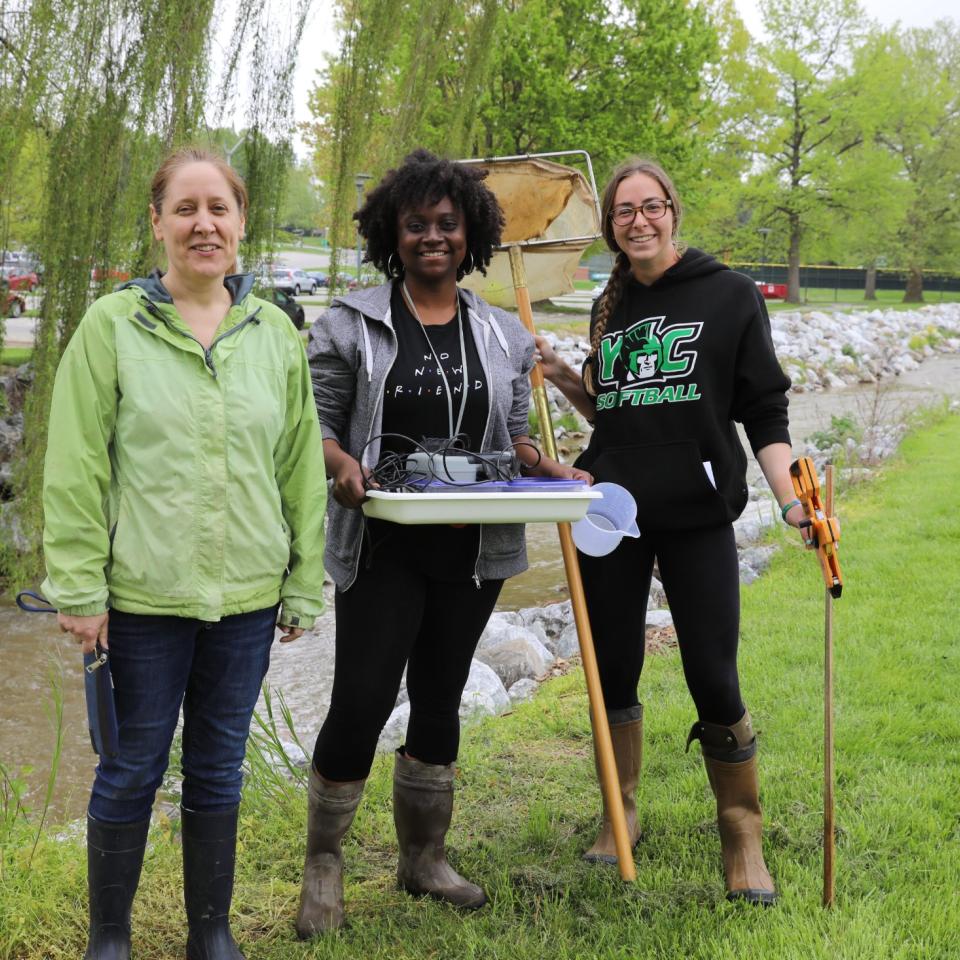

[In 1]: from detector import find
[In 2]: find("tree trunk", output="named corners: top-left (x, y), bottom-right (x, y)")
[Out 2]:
top-left (864, 265), bottom-right (877, 301)
top-left (786, 216), bottom-right (802, 303)
top-left (903, 266), bottom-right (924, 302)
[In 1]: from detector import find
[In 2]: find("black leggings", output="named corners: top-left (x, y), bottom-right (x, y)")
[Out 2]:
top-left (312, 539), bottom-right (503, 781)
top-left (579, 523), bottom-right (744, 726)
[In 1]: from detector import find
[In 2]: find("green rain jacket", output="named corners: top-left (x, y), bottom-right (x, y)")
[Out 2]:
top-left (41, 272), bottom-right (327, 629)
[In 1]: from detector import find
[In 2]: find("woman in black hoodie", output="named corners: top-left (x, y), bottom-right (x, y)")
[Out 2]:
top-left (536, 158), bottom-right (803, 905)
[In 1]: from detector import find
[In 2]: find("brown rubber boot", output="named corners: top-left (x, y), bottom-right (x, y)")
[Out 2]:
top-left (294, 768), bottom-right (366, 939)
top-left (393, 750), bottom-right (487, 909)
top-left (583, 704), bottom-right (643, 864)
top-left (687, 709), bottom-right (777, 905)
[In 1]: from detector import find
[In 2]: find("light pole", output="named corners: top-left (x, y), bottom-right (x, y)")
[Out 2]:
top-left (225, 133), bottom-right (247, 168)
top-left (354, 173), bottom-right (372, 280)
top-left (757, 227), bottom-right (771, 283)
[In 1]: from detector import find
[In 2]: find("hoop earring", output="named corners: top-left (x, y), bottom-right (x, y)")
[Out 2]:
top-left (458, 251), bottom-right (474, 279)
top-left (387, 252), bottom-right (404, 277)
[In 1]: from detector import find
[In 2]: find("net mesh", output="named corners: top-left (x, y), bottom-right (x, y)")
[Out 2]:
top-left (460, 157), bottom-right (600, 308)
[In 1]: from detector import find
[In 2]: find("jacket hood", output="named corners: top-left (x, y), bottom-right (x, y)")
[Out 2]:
top-left (641, 247), bottom-right (728, 289)
top-left (118, 269), bottom-right (255, 305)
top-left (332, 280), bottom-right (493, 323)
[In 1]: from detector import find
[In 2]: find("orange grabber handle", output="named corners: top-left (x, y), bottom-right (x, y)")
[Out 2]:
top-left (789, 457), bottom-right (843, 599)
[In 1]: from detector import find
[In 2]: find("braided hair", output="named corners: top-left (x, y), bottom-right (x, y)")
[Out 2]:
top-left (582, 158), bottom-right (684, 397)
top-left (355, 149), bottom-right (505, 280)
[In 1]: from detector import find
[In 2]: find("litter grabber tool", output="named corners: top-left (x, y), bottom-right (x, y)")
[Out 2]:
top-left (460, 151), bottom-right (636, 881)
top-left (788, 458), bottom-right (842, 907)
top-left (789, 456), bottom-right (842, 599)
top-left (15, 590), bottom-right (120, 759)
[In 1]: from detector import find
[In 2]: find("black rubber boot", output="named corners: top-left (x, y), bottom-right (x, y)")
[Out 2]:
top-left (84, 814), bottom-right (151, 960)
top-left (393, 749), bottom-right (487, 909)
top-left (182, 806), bottom-right (245, 960)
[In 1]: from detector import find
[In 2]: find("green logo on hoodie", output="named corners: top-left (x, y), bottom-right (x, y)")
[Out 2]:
top-left (598, 316), bottom-right (702, 386)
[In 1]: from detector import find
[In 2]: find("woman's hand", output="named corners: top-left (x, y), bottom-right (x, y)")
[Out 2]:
top-left (331, 455), bottom-right (378, 509)
top-left (325, 439), bottom-right (377, 509)
top-left (533, 335), bottom-right (566, 383)
top-left (781, 501), bottom-right (811, 543)
top-left (541, 461), bottom-right (593, 484)
top-left (532, 336), bottom-right (597, 421)
top-left (58, 611), bottom-right (109, 655)
top-left (277, 624), bottom-right (305, 643)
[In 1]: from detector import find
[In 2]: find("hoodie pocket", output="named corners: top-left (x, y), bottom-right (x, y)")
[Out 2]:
top-left (588, 440), bottom-right (729, 532)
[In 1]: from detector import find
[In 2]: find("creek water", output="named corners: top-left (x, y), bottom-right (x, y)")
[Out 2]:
top-left (3, 352), bottom-right (958, 823)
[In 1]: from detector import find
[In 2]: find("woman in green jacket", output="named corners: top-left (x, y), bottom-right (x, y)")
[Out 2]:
top-left (41, 147), bottom-right (326, 960)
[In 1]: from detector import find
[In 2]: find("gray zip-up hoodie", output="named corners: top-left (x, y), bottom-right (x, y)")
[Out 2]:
top-left (306, 282), bottom-right (536, 590)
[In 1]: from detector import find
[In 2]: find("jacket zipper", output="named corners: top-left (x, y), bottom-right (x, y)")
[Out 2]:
top-left (470, 309), bottom-right (495, 589)
top-left (350, 309), bottom-right (398, 589)
top-left (142, 299), bottom-right (261, 377)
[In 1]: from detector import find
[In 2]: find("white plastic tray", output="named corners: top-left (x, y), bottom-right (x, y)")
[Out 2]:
top-left (362, 488), bottom-right (601, 525)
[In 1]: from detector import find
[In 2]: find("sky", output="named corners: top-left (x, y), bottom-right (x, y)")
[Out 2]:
top-left (288, 0), bottom-right (957, 159)
top-left (733, 0), bottom-right (955, 37)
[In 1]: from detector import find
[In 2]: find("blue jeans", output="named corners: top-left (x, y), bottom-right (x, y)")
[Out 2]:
top-left (88, 606), bottom-right (276, 823)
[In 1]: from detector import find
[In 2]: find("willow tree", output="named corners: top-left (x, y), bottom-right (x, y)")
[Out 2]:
top-left (311, 0), bottom-right (501, 288)
top-left (1, 0), bottom-right (312, 583)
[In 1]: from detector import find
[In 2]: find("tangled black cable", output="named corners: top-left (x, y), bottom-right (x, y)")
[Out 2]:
top-left (359, 433), bottom-right (542, 492)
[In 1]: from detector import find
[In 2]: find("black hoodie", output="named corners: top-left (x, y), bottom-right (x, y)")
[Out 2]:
top-left (576, 248), bottom-right (791, 532)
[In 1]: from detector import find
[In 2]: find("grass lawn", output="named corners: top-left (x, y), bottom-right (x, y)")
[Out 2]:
top-left (3, 412), bottom-right (959, 959)
top-left (0, 346), bottom-right (33, 367)
top-left (767, 288), bottom-right (960, 312)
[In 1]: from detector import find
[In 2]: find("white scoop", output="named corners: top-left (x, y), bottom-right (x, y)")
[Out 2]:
top-left (571, 482), bottom-right (641, 557)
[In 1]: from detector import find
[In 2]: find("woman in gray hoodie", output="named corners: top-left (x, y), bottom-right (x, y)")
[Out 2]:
top-left (296, 149), bottom-right (588, 936)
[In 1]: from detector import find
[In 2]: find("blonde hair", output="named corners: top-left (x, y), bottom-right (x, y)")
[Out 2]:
top-left (150, 148), bottom-right (248, 275)
top-left (150, 147), bottom-right (248, 216)
top-left (584, 158), bottom-right (684, 396)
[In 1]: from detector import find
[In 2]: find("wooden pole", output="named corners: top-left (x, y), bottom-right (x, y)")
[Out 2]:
top-left (823, 464), bottom-right (836, 907)
top-left (507, 246), bottom-right (636, 881)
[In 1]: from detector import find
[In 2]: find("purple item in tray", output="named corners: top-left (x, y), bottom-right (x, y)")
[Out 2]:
top-left (413, 477), bottom-right (590, 493)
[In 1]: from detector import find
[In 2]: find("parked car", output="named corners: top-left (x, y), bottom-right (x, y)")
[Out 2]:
top-left (2, 251), bottom-right (43, 283)
top-left (261, 286), bottom-right (305, 330)
top-left (4, 290), bottom-right (26, 318)
top-left (304, 270), bottom-right (328, 288)
top-left (270, 267), bottom-right (317, 296)
top-left (91, 265), bottom-right (132, 283)
top-left (327, 272), bottom-right (359, 291)
top-left (0, 264), bottom-right (39, 292)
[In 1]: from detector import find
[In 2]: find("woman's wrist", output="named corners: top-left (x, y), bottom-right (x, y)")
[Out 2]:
top-left (780, 498), bottom-right (802, 521)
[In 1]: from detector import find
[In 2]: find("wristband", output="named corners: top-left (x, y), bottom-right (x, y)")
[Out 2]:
top-left (780, 498), bottom-right (801, 521)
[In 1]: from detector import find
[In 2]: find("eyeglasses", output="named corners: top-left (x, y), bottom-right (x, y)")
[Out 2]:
top-left (610, 200), bottom-right (672, 225)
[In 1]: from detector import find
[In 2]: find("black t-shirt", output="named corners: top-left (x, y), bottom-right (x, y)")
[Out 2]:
top-left (365, 283), bottom-right (491, 580)
top-left (380, 283), bottom-right (489, 454)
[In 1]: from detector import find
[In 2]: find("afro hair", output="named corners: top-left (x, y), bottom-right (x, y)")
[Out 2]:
top-left (355, 149), bottom-right (505, 280)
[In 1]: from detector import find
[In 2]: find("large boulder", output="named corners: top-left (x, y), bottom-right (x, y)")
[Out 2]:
top-left (475, 631), bottom-right (555, 688)
top-left (459, 659), bottom-right (510, 725)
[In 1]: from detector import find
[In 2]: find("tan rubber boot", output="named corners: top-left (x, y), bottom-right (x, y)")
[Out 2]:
top-left (393, 750), bottom-right (487, 909)
top-left (583, 704), bottom-right (643, 864)
top-left (687, 709), bottom-right (777, 905)
top-left (294, 768), bottom-right (366, 939)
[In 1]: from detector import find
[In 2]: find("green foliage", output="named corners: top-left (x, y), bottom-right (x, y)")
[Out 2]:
top-left (0, 1), bottom-right (310, 584)
top-left (863, 24), bottom-right (960, 301)
top-left (473, 0), bottom-right (718, 180)
top-left (312, 0), bottom-right (719, 292)
top-left (806, 413), bottom-right (861, 451)
top-left (744, 0), bottom-right (867, 301)
top-left (278, 160), bottom-right (323, 233)
top-left (528, 407), bottom-right (583, 440)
